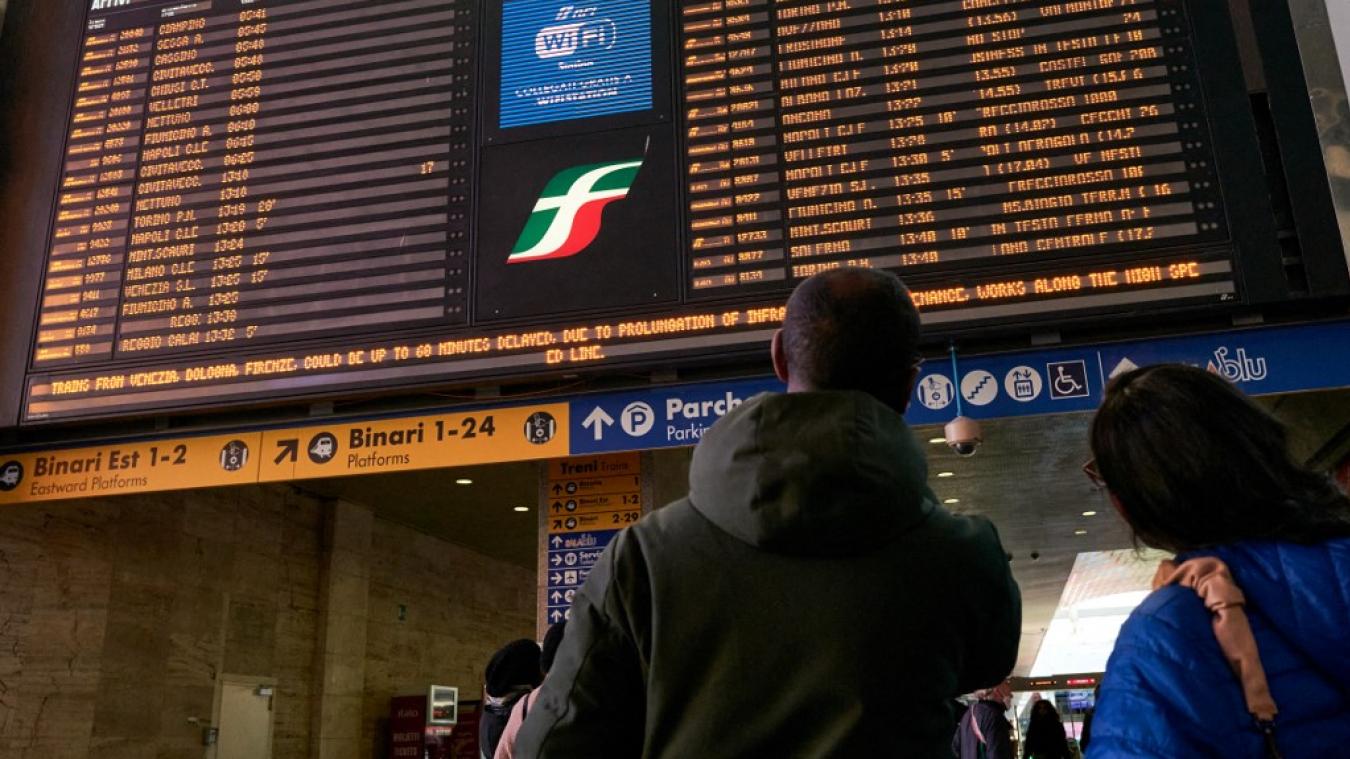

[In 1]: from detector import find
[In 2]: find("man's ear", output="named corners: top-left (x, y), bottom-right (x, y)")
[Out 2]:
top-left (1108, 492), bottom-right (1128, 520)
top-left (771, 329), bottom-right (789, 384)
top-left (901, 364), bottom-right (920, 413)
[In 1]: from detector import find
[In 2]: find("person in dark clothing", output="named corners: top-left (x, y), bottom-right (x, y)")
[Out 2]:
top-left (1085, 365), bottom-right (1350, 757)
top-left (1077, 684), bottom-right (1099, 753)
top-left (494, 623), bottom-right (567, 759)
top-left (1022, 699), bottom-right (1071, 759)
top-left (953, 683), bottom-right (1014, 759)
top-left (479, 638), bottom-right (543, 759)
top-left (515, 268), bottom-right (1022, 758)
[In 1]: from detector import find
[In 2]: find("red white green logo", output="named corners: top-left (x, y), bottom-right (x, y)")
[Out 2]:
top-left (508, 158), bottom-right (644, 264)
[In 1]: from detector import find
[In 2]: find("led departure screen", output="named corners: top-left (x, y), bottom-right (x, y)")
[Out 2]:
top-left (8, 0), bottom-right (1303, 423)
top-left (677, 0), bottom-right (1230, 310)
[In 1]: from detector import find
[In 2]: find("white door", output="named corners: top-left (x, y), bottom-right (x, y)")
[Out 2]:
top-left (216, 681), bottom-right (273, 759)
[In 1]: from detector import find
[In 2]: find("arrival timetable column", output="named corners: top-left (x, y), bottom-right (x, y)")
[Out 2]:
top-left (115, 0), bottom-right (470, 360)
top-left (120, 9), bottom-right (233, 357)
top-left (32, 23), bottom-right (151, 365)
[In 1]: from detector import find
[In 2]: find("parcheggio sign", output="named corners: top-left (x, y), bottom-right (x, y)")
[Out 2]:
top-left (573, 381), bottom-right (778, 453)
top-left (663, 391), bottom-right (747, 442)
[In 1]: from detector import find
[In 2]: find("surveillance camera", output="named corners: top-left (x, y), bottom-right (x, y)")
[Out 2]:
top-left (944, 416), bottom-right (983, 457)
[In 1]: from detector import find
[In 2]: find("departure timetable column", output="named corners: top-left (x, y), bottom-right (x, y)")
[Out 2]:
top-left (113, 0), bottom-right (471, 361)
top-left (683, 0), bottom-right (788, 293)
top-left (33, 22), bottom-right (151, 365)
top-left (771, 0), bottom-right (1226, 282)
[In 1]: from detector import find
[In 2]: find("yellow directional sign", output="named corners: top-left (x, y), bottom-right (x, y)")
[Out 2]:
top-left (547, 509), bottom-right (642, 534)
top-left (547, 452), bottom-right (640, 481)
top-left (0, 432), bottom-right (262, 504)
top-left (0, 402), bottom-right (570, 504)
top-left (545, 454), bottom-right (642, 535)
top-left (259, 403), bottom-right (569, 482)
top-left (546, 491), bottom-right (643, 515)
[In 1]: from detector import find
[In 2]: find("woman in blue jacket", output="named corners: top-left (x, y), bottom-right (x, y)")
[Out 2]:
top-left (1085, 364), bottom-right (1350, 758)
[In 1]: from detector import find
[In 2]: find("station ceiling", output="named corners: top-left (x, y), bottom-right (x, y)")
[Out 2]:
top-left (299, 388), bottom-right (1350, 677)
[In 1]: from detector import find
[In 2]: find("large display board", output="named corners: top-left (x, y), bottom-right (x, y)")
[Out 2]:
top-left (1, 0), bottom-right (1342, 424)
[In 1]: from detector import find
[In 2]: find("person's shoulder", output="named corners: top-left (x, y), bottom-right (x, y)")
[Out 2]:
top-left (917, 509), bottom-right (1007, 560)
top-left (1112, 584), bottom-right (1215, 662)
top-left (626, 497), bottom-right (703, 542)
top-left (602, 498), bottom-right (708, 569)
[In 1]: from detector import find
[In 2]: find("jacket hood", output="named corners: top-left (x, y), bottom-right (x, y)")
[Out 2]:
top-left (688, 391), bottom-right (935, 556)
top-left (1198, 539), bottom-right (1350, 685)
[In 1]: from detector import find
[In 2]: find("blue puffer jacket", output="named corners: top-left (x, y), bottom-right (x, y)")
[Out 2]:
top-left (1089, 538), bottom-right (1350, 758)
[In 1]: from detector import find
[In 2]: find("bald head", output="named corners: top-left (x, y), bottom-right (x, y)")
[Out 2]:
top-left (772, 267), bottom-right (922, 413)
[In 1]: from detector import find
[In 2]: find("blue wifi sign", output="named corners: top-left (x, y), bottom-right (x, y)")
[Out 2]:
top-left (500, 0), bottom-right (654, 128)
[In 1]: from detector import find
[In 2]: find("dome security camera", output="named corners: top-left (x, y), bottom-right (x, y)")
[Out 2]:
top-left (943, 416), bottom-right (982, 457)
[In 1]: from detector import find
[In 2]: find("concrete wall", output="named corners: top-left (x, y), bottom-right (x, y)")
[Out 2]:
top-left (0, 485), bottom-right (534, 759)
top-left (0, 486), bottom-right (323, 759)
top-left (361, 521), bottom-right (534, 757)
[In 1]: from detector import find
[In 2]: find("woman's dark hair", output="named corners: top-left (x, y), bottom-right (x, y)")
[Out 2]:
top-left (1023, 699), bottom-right (1069, 759)
top-left (1091, 364), bottom-right (1350, 552)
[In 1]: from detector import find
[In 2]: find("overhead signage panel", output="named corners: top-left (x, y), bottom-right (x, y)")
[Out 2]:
top-left (0, 431), bottom-right (261, 504)
top-left (8, 0), bottom-right (1341, 426)
top-left (540, 453), bottom-right (641, 627)
top-left (258, 403), bottom-right (569, 482)
top-left (4, 320), bottom-right (1349, 504)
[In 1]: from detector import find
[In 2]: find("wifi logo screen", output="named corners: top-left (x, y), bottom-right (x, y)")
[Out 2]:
top-left (500, 0), bottom-right (653, 128)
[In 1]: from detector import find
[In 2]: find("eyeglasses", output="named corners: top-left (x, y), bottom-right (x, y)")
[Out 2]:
top-left (1082, 458), bottom-right (1107, 490)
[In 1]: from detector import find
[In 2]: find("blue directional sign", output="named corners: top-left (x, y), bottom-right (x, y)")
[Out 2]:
top-left (908, 319), bottom-right (1350, 424)
top-left (566, 320), bottom-right (1350, 448)
top-left (545, 529), bottom-right (619, 622)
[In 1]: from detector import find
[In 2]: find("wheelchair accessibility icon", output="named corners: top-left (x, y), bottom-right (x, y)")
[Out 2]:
top-left (1047, 361), bottom-right (1090, 400)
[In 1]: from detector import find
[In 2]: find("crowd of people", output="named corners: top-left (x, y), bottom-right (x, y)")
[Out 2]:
top-left (475, 269), bottom-right (1350, 758)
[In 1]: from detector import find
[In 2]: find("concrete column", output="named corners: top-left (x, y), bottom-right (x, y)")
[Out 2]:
top-left (311, 500), bottom-right (373, 759)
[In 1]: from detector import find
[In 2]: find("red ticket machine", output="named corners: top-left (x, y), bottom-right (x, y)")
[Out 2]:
top-left (389, 686), bottom-right (462, 759)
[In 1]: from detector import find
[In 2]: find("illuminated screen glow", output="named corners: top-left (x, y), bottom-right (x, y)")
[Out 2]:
top-left (6, 0), bottom-right (1293, 424)
top-left (499, 0), bottom-right (653, 128)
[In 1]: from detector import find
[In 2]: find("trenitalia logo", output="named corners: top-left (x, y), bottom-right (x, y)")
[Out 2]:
top-left (507, 159), bottom-right (643, 264)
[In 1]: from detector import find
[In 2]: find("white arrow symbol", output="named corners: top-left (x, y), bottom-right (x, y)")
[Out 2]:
top-left (582, 407), bottom-right (615, 441)
top-left (550, 535), bottom-right (563, 548)
top-left (550, 554), bottom-right (562, 567)
top-left (550, 591), bottom-right (562, 603)
top-left (549, 610), bottom-right (562, 623)
top-left (1109, 357), bottom-right (1139, 379)
top-left (551, 573), bottom-right (562, 584)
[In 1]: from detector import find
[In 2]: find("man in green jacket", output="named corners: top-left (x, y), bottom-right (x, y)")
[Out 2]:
top-left (516, 268), bottom-right (1021, 757)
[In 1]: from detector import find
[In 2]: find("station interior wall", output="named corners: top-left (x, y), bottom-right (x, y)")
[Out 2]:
top-left (0, 485), bottom-right (534, 759)
top-left (0, 388), bottom-right (1344, 758)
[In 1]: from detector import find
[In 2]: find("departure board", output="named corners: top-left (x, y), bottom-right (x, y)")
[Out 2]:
top-left (678, 0), bottom-right (1231, 310)
top-left (3, 0), bottom-right (1340, 425)
top-left (36, 0), bottom-right (472, 367)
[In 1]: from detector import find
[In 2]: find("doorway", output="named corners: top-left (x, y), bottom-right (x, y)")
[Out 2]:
top-left (214, 675), bottom-right (275, 759)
